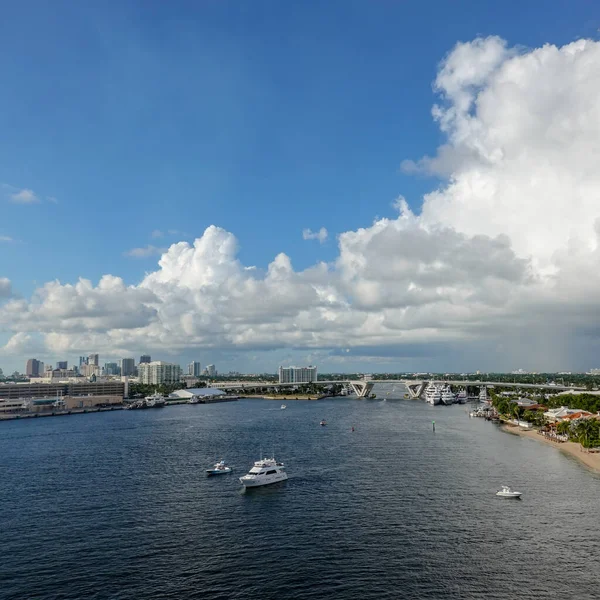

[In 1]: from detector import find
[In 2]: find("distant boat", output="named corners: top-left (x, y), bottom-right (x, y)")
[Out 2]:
top-left (496, 485), bottom-right (522, 498)
top-left (280, 404), bottom-right (287, 410)
top-left (424, 383), bottom-right (442, 405)
top-left (206, 460), bottom-right (232, 476)
top-left (145, 393), bottom-right (166, 408)
top-left (320, 419), bottom-right (327, 426)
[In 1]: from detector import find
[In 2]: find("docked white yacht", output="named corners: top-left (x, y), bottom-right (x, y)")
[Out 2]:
top-left (239, 457), bottom-right (288, 488)
top-left (456, 389), bottom-right (467, 404)
top-left (145, 393), bottom-right (166, 407)
top-left (440, 385), bottom-right (456, 406)
top-left (424, 383), bottom-right (442, 405)
top-left (479, 387), bottom-right (488, 402)
top-left (496, 485), bottom-right (522, 498)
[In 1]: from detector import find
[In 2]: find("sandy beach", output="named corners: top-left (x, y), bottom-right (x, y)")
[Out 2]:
top-left (501, 425), bottom-right (600, 473)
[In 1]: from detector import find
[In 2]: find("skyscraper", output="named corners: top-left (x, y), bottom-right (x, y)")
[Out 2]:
top-left (88, 354), bottom-right (99, 367)
top-left (56, 361), bottom-right (68, 370)
top-left (206, 364), bottom-right (217, 378)
top-left (278, 365), bottom-right (317, 384)
top-left (26, 358), bottom-right (42, 377)
top-left (188, 361), bottom-right (201, 377)
top-left (104, 362), bottom-right (121, 376)
top-left (139, 355), bottom-right (151, 364)
top-left (120, 358), bottom-right (135, 377)
top-left (138, 361), bottom-right (182, 384)
top-left (79, 356), bottom-right (88, 367)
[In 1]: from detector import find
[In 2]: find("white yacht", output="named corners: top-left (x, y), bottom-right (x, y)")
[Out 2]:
top-left (145, 392), bottom-right (166, 407)
top-left (239, 457), bottom-right (288, 488)
top-left (280, 404), bottom-right (287, 410)
top-left (424, 383), bottom-right (442, 405)
top-left (479, 387), bottom-right (488, 402)
top-left (440, 385), bottom-right (456, 406)
top-left (456, 389), bottom-right (467, 404)
top-left (496, 485), bottom-right (522, 498)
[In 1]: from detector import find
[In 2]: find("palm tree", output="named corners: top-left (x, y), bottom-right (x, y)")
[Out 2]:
top-left (556, 420), bottom-right (571, 437)
top-left (510, 402), bottom-right (522, 422)
top-left (574, 418), bottom-right (595, 449)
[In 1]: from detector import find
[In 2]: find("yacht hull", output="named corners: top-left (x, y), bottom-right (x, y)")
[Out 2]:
top-left (239, 473), bottom-right (288, 487)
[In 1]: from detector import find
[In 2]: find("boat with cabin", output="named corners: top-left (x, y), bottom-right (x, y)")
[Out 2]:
top-left (239, 457), bottom-right (288, 488)
top-left (424, 383), bottom-right (442, 405)
top-left (496, 485), bottom-right (522, 498)
top-left (206, 460), bottom-right (232, 476)
top-left (145, 393), bottom-right (166, 408)
top-left (440, 385), bottom-right (456, 406)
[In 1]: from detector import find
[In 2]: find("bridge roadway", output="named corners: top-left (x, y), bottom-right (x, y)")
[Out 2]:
top-left (208, 379), bottom-right (585, 399)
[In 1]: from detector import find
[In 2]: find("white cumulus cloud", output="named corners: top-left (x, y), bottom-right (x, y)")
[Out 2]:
top-left (124, 245), bottom-right (168, 258)
top-left (302, 227), bottom-right (328, 243)
top-left (9, 188), bottom-right (39, 204)
top-left (0, 278), bottom-right (12, 298)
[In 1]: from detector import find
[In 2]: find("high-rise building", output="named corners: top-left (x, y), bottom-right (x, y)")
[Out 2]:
top-left (138, 361), bottom-right (182, 385)
top-left (56, 361), bottom-right (68, 370)
top-left (206, 364), bottom-right (217, 378)
top-left (26, 358), bottom-right (42, 377)
top-left (79, 356), bottom-right (88, 367)
top-left (278, 365), bottom-right (317, 384)
top-left (81, 364), bottom-right (101, 377)
top-left (139, 355), bottom-right (151, 364)
top-left (120, 358), bottom-right (135, 377)
top-left (188, 361), bottom-right (202, 377)
top-left (104, 362), bottom-right (121, 376)
top-left (88, 354), bottom-right (99, 367)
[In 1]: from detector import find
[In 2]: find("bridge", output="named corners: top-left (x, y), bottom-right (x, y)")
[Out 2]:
top-left (208, 380), bottom-right (377, 398)
top-left (207, 379), bottom-right (585, 399)
top-left (208, 380), bottom-right (585, 399)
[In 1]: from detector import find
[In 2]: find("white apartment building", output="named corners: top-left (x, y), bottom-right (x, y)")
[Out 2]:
top-left (278, 365), bottom-right (317, 384)
top-left (138, 361), bottom-right (182, 385)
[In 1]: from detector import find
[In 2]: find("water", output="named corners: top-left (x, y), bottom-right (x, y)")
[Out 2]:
top-left (1, 396), bottom-right (599, 599)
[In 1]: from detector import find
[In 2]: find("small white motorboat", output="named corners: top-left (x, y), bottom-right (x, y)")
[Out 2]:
top-left (496, 485), bottom-right (522, 498)
top-left (206, 460), bottom-right (232, 476)
top-left (320, 419), bottom-right (327, 426)
top-left (280, 404), bottom-right (287, 410)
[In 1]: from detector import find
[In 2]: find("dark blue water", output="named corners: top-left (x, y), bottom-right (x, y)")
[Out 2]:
top-left (1, 397), bottom-right (599, 599)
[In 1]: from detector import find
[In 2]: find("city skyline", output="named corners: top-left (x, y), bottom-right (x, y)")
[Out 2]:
top-left (1, 3), bottom-right (600, 374)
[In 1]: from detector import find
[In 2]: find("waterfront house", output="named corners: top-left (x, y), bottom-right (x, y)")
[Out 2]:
top-left (543, 406), bottom-right (593, 422)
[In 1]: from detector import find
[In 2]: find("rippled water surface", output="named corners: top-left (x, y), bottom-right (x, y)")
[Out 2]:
top-left (1, 394), bottom-right (599, 599)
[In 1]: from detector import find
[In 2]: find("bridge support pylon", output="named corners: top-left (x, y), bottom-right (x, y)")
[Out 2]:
top-left (349, 381), bottom-right (375, 398)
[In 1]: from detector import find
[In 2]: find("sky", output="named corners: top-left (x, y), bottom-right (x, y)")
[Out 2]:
top-left (1, 0), bottom-right (600, 374)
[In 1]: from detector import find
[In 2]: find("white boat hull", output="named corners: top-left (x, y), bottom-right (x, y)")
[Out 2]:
top-left (206, 467), bottom-right (232, 476)
top-left (496, 491), bottom-right (522, 498)
top-left (239, 472), bottom-right (288, 487)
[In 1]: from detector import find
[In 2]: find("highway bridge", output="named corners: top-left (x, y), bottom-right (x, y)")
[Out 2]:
top-left (208, 379), bottom-right (585, 399)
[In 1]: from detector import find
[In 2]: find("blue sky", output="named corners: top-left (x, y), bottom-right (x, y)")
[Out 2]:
top-left (1, 1), bottom-right (600, 373)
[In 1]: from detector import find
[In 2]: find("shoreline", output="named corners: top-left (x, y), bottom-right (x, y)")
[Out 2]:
top-left (241, 394), bottom-right (322, 400)
top-left (501, 424), bottom-right (600, 474)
